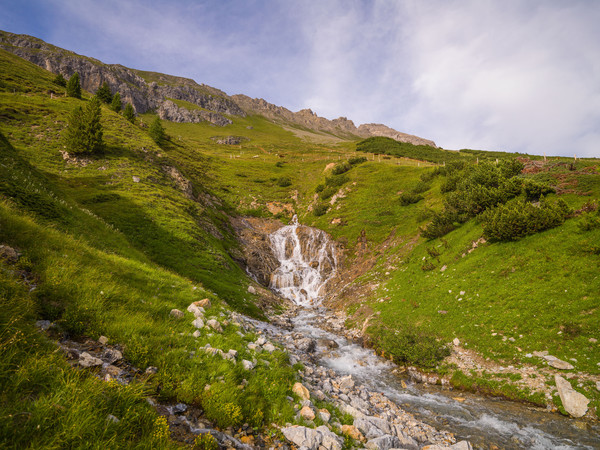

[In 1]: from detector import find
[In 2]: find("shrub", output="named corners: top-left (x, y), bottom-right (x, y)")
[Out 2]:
top-left (66, 72), bottom-right (81, 99)
top-left (96, 81), bottom-right (112, 104)
top-left (276, 176), bottom-right (292, 187)
top-left (110, 92), bottom-right (122, 112)
top-left (522, 179), bottom-right (555, 201)
top-left (420, 170), bottom-right (437, 183)
top-left (399, 191), bottom-right (423, 206)
top-left (319, 186), bottom-right (338, 200)
top-left (63, 96), bottom-right (103, 154)
top-left (275, 161), bottom-right (285, 168)
top-left (348, 156), bottom-right (367, 165)
top-left (481, 197), bottom-right (571, 241)
top-left (53, 73), bottom-right (66, 87)
top-left (368, 325), bottom-right (450, 368)
top-left (313, 203), bottom-right (329, 216)
top-left (123, 103), bottom-right (136, 123)
top-left (577, 209), bottom-right (600, 232)
top-left (411, 181), bottom-right (431, 194)
top-left (148, 116), bottom-right (166, 145)
top-left (331, 161), bottom-right (351, 175)
top-left (315, 184), bottom-right (324, 193)
top-left (325, 174), bottom-right (349, 187)
top-left (421, 210), bottom-right (457, 239)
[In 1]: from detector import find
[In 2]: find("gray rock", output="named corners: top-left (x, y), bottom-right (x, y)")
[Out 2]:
top-left (98, 335), bottom-right (109, 345)
top-left (241, 360), bottom-right (255, 370)
top-left (316, 425), bottom-right (343, 450)
top-left (451, 441), bottom-right (473, 450)
top-left (169, 309), bottom-right (184, 319)
top-left (296, 338), bottom-right (317, 353)
top-left (263, 343), bottom-right (276, 353)
top-left (79, 352), bottom-right (103, 367)
top-left (555, 375), bottom-right (589, 417)
top-left (192, 317), bottom-right (205, 329)
top-left (35, 320), bottom-right (52, 331)
top-left (549, 359), bottom-right (574, 370)
top-left (453, 338), bottom-right (460, 346)
top-left (145, 366), bottom-right (158, 374)
top-left (339, 375), bottom-right (355, 391)
top-left (247, 285), bottom-right (257, 294)
top-left (256, 336), bottom-right (267, 346)
top-left (103, 348), bottom-right (122, 364)
top-left (187, 303), bottom-right (205, 318)
top-left (207, 319), bottom-right (222, 332)
top-left (282, 426), bottom-right (322, 449)
top-left (192, 330), bottom-right (201, 338)
top-left (106, 414), bottom-right (120, 424)
top-left (365, 434), bottom-right (401, 450)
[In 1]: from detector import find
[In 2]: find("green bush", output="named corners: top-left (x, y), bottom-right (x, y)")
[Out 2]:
top-left (53, 73), bottom-right (66, 87)
top-left (577, 208), bottom-right (600, 232)
top-left (331, 161), bottom-right (351, 175)
top-left (348, 156), bottom-right (367, 165)
top-left (275, 161), bottom-right (285, 168)
top-left (522, 179), bottom-right (555, 201)
top-left (66, 72), bottom-right (81, 99)
top-left (368, 325), bottom-right (450, 368)
top-left (411, 181), bottom-right (431, 194)
top-left (481, 197), bottom-right (571, 241)
top-left (313, 203), bottom-right (329, 216)
top-left (421, 210), bottom-right (457, 239)
top-left (399, 191), bottom-right (423, 206)
top-left (319, 186), bottom-right (338, 200)
top-left (276, 176), bottom-right (292, 187)
top-left (315, 184), bottom-right (324, 193)
top-left (325, 174), bottom-right (349, 188)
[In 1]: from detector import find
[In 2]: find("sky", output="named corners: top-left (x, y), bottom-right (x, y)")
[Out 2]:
top-left (1, 0), bottom-right (599, 157)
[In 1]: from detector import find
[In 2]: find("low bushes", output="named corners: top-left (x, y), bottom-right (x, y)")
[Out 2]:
top-left (399, 192), bottom-right (423, 206)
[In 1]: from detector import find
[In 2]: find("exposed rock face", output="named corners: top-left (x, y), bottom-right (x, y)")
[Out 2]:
top-left (157, 100), bottom-right (232, 126)
top-left (0, 30), bottom-right (244, 122)
top-left (233, 94), bottom-right (437, 146)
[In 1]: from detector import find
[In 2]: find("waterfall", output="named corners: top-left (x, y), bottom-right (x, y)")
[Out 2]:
top-left (268, 215), bottom-right (338, 306)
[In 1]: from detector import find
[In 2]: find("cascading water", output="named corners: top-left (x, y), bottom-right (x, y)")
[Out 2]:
top-left (268, 215), bottom-right (338, 306)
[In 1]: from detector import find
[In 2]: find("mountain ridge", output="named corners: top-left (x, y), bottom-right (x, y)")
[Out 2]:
top-left (0, 29), bottom-right (436, 146)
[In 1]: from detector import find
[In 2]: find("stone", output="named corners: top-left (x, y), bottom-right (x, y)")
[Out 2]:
top-left (281, 426), bottom-right (322, 449)
top-left (339, 375), bottom-right (355, 391)
top-left (300, 405), bottom-right (315, 421)
top-left (596, 381), bottom-right (600, 392)
top-left (293, 382), bottom-right (310, 401)
top-left (207, 319), bottom-right (222, 332)
top-left (589, 338), bottom-right (598, 343)
top-left (256, 336), bottom-right (267, 346)
top-left (196, 298), bottom-right (212, 309)
top-left (318, 338), bottom-right (339, 349)
top-left (106, 414), bottom-right (120, 424)
top-left (241, 360), bottom-right (255, 370)
top-left (79, 352), bottom-right (103, 367)
top-left (98, 335), bottom-right (109, 345)
top-left (341, 424), bottom-right (364, 442)
top-left (451, 441), bottom-right (473, 450)
top-left (365, 434), bottom-right (401, 450)
top-left (549, 359), bottom-right (575, 370)
top-left (555, 375), bottom-right (589, 418)
top-left (543, 354), bottom-right (558, 361)
top-left (296, 337), bottom-right (317, 353)
top-left (227, 349), bottom-right (238, 358)
top-left (192, 330), bottom-right (201, 338)
top-left (247, 285), bottom-right (257, 294)
top-left (0, 244), bottom-right (20, 262)
top-left (453, 338), bottom-right (460, 346)
top-left (145, 366), bottom-right (158, 374)
top-left (103, 348), bottom-right (122, 364)
top-left (532, 350), bottom-right (549, 357)
top-left (192, 317), bottom-right (205, 329)
top-left (35, 320), bottom-right (52, 331)
top-left (132, 176), bottom-right (140, 183)
top-left (316, 425), bottom-right (343, 450)
top-left (186, 303), bottom-right (205, 317)
top-left (318, 408), bottom-right (331, 423)
top-left (247, 343), bottom-right (259, 351)
top-left (263, 343), bottom-right (276, 353)
top-left (169, 309), bottom-right (184, 319)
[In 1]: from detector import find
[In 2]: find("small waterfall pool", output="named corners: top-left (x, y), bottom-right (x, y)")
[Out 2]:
top-left (263, 218), bottom-right (600, 449)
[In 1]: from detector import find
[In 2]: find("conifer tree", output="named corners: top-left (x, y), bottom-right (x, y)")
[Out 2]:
top-left (66, 72), bottom-right (82, 99)
top-left (96, 81), bottom-right (112, 104)
top-left (148, 116), bottom-right (166, 145)
top-left (53, 73), bottom-right (66, 87)
top-left (123, 103), bottom-right (136, 123)
top-left (110, 92), bottom-right (122, 112)
top-left (64, 96), bottom-right (103, 154)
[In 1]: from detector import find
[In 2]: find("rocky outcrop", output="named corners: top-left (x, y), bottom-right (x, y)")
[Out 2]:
top-left (232, 94), bottom-right (437, 146)
top-left (554, 375), bottom-right (589, 418)
top-left (0, 30), bottom-right (244, 122)
top-left (157, 100), bottom-right (232, 126)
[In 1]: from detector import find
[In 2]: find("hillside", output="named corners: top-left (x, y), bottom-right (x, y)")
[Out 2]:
top-left (1, 33), bottom-right (599, 448)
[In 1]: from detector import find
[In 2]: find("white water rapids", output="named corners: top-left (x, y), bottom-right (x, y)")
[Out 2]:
top-left (262, 218), bottom-right (599, 449)
top-left (268, 215), bottom-right (337, 306)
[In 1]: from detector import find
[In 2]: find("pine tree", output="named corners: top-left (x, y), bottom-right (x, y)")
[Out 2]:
top-left (64, 96), bottom-right (103, 154)
top-left (148, 116), bottom-right (166, 145)
top-left (96, 81), bottom-right (112, 104)
top-left (123, 103), bottom-right (136, 123)
top-left (53, 73), bottom-right (66, 87)
top-left (66, 72), bottom-right (82, 99)
top-left (110, 92), bottom-right (122, 112)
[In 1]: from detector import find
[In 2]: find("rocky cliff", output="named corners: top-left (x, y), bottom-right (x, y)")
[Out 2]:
top-left (233, 94), bottom-right (437, 147)
top-left (0, 30), bottom-right (244, 125)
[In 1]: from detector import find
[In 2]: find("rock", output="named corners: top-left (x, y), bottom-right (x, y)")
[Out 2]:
top-left (227, 349), bottom-right (238, 358)
top-left (293, 382), bottom-right (310, 401)
top-left (103, 348), bottom-right (122, 364)
top-left (98, 335), bottom-right (109, 345)
top-left (192, 317), bottom-right (205, 329)
top-left (453, 338), bottom-right (460, 346)
top-left (159, 100), bottom-right (233, 126)
top-left (186, 303), bottom-right (205, 317)
top-left (0, 244), bottom-right (20, 263)
top-left (318, 338), bottom-right (339, 349)
top-left (196, 298), bottom-right (212, 309)
top-left (207, 319), bottom-right (222, 332)
top-left (169, 309), bottom-right (184, 319)
top-left (341, 424), bottom-right (364, 442)
top-left (300, 405), bottom-right (315, 421)
top-left (79, 352), bottom-right (103, 367)
top-left (365, 434), bottom-right (401, 450)
top-left (440, 265), bottom-right (447, 272)
top-left (192, 330), bottom-right (201, 338)
top-left (339, 375), bottom-right (355, 391)
top-left (35, 320), bottom-right (52, 331)
top-left (241, 360), bottom-right (255, 370)
top-left (543, 354), bottom-right (558, 361)
top-left (549, 359), bottom-right (575, 370)
top-left (316, 425), bottom-right (343, 450)
top-left (263, 343), bottom-right (276, 353)
top-left (451, 441), bottom-right (473, 450)
top-left (281, 426), bottom-right (322, 449)
top-left (132, 176), bottom-right (140, 183)
top-left (247, 285), bottom-right (257, 294)
top-left (589, 338), bottom-right (598, 343)
top-left (256, 336), bottom-right (267, 346)
top-left (555, 375), bottom-right (589, 417)
top-left (172, 403), bottom-right (187, 414)
top-left (296, 338), bottom-right (317, 353)
top-left (247, 343), bottom-right (259, 351)
top-left (533, 350), bottom-right (549, 357)
top-left (318, 408), bottom-right (331, 423)
top-left (106, 414), bottom-right (120, 424)
top-left (145, 366), bottom-right (158, 374)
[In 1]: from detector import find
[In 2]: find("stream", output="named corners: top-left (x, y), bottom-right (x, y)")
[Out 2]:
top-left (257, 217), bottom-right (600, 449)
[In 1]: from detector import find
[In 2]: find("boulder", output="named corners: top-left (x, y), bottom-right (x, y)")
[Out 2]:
top-left (555, 375), bottom-right (589, 417)
top-left (293, 382), bottom-right (310, 401)
top-left (300, 405), bottom-right (315, 421)
top-left (241, 360), bottom-right (255, 370)
top-left (341, 424), bottom-right (364, 442)
top-left (549, 359), bottom-right (574, 370)
top-left (207, 319), bottom-right (222, 332)
top-left (196, 298), bottom-right (212, 309)
top-left (318, 408), bottom-right (331, 423)
top-left (281, 426), bottom-right (322, 449)
top-left (103, 348), bottom-right (122, 364)
top-left (365, 435), bottom-right (401, 450)
top-left (79, 352), bottom-right (103, 367)
top-left (263, 343), bottom-right (276, 353)
top-left (169, 309), bottom-right (184, 319)
top-left (316, 425), bottom-right (343, 450)
top-left (192, 318), bottom-right (205, 329)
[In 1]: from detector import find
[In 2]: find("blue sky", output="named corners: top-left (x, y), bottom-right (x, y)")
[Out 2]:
top-left (2, 0), bottom-right (599, 157)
